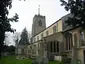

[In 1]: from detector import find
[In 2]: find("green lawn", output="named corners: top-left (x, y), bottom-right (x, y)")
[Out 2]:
top-left (0, 56), bottom-right (63, 64)
top-left (0, 56), bottom-right (32, 64)
top-left (49, 60), bottom-right (63, 64)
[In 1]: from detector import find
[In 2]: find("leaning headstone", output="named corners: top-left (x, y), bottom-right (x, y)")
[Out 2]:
top-left (64, 58), bottom-right (71, 64)
top-left (42, 58), bottom-right (48, 64)
top-left (16, 56), bottom-right (19, 59)
top-left (36, 57), bottom-right (42, 64)
top-left (71, 59), bottom-right (81, 64)
top-left (32, 58), bottom-right (37, 64)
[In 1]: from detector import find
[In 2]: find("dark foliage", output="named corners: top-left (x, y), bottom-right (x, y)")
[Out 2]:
top-left (60, 0), bottom-right (85, 28)
top-left (0, 0), bottom-right (19, 58)
top-left (19, 28), bottom-right (29, 45)
top-left (3, 45), bottom-right (15, 55)
top-left (8, 45), bottom-right (15, 55)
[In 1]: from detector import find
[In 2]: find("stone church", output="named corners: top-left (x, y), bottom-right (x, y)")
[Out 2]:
top-left (16, 7), bottom-right (85, 64)
top-left (30, 13), bottom-right (72, 59)
top-left (29, 12), bottom-right (85, 64)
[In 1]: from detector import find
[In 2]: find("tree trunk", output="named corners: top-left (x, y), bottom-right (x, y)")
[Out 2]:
top-left (0, 31), bottom-right (5, 59)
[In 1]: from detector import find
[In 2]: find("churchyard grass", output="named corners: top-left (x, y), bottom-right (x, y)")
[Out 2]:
top-left (49, 60), bottom-right (64, 64)
top-left (0, 56), bottom-right (64, 64)
top-left (0, 56), bottom-right (32, 64)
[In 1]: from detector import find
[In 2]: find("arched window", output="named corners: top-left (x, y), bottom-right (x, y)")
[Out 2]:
top-left (74, 33), bottom-right (77, 46)
top-left (39, 20), bottom-right (42, 26)
top-left (80, 30), bottom-right (85, 46)
top-left (65, 32), bottom-right (72, 50)
top-left (80, 31), bottom-right (85, 41)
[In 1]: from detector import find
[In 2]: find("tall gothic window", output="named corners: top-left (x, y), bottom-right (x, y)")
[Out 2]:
top-left (54, 41), bottom-right (56, 52)
top-left (74, 33), bottom-right (77, 47)
top-left (50, 41), bottom-right (53, 52)
top-left (57, 41), bottom-right (59, 52)
top-left (80, 30), bottom-right (85, 46)
top-left (39, 20), bottom-right (42, 26)
top-left (65, 33), bottom-right (72, 50)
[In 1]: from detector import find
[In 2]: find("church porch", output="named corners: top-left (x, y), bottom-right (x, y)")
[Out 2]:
top-left (42, 32), bottom-right (64, 60)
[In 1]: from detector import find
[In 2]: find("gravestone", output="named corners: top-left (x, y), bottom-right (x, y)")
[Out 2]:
top-left (71, 59), bottom-right (81, 64)
top-left (42, 58), bottom-right (48, 64)
top-left (32, 58), bottom-right (37, 64)
top-left (36, 57), bottom-right (42, 64)
top-left (64, 58), bottom-right (71, 64)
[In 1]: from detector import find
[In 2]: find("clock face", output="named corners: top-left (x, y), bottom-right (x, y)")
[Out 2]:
top-left (39, 20), bottom-right (42, 26)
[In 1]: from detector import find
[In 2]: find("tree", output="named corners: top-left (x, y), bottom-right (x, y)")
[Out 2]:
top-left (3, 44), bottom-right (9, 53)
top-left (13, 32), bottom-right (20, 47)
top-left (8, 45), bottom-right (15, 55)
top-left (19, 28), bottom-right (29, 45)
top-left (60, 0), bottom-right (85, 28)
top-left (0, 0), bottom-right (27, 58)
top-left (0, 0), bottom-right (19, 58)
top-left (3, 45), bottom-right (15, 55)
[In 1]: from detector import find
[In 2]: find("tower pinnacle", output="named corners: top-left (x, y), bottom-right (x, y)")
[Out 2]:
top-left (38, 5), bottom-right (40, 15)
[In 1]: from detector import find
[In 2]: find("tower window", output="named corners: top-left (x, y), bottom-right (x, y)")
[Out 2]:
top-left (39, 20), bottom-right (42, 26)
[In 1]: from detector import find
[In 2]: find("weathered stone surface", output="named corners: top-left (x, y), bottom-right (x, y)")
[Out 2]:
top-left (36, 57), bottom-right (42, 64)
top-left (71, 59), bottom-right (81, 64)
top-left (32, 58), bottom-right (37, 64)
top-left (42, 58), bottom-right (48, 64)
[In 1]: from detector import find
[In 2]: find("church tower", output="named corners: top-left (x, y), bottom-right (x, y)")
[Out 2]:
top-left (32, 5), bottom-right (46, 37)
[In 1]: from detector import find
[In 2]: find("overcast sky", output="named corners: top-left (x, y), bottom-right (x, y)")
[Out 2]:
top-left (7, 0), bottom-right (69, 46)
top-left (9, 0), bottom-right (69, 32)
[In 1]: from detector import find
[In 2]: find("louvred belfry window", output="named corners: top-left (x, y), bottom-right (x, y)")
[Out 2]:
top-left (39, 20), bottom-right (42, 26)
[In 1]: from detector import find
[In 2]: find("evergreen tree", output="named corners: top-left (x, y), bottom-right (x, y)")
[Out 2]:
top-left (60, 0), bottom-right (85, 28)
top-left (19, 28), bottom-right (29, 45)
